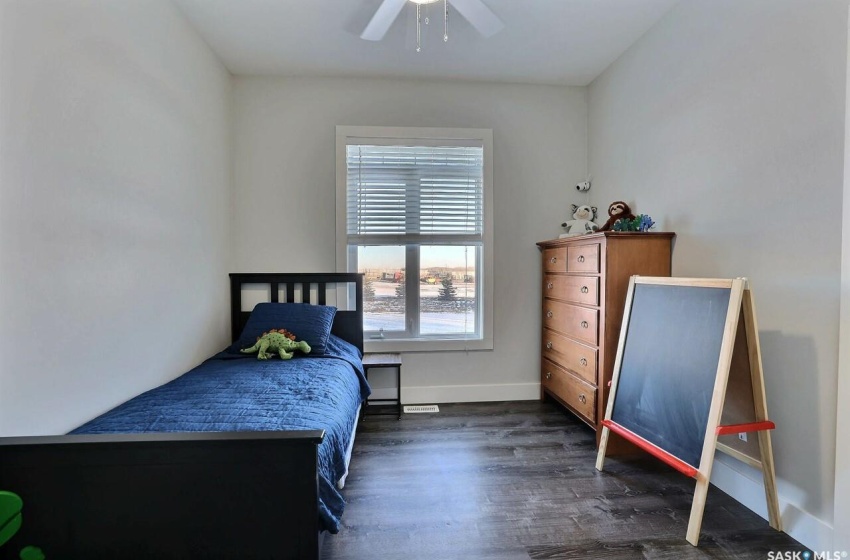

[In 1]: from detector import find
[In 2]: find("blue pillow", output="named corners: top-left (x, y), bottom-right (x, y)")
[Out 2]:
top-left (233, 303), bottom-right (337, 356)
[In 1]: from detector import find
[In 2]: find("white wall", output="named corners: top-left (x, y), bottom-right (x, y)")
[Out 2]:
top-left (835, 8), bottom-right (850, 552)
top-left (588, 0), bottom-right (848, 550)
top-left (232, 76), bottom-right (586, 402)
top-left (0, 0), bottom-right (233, 435)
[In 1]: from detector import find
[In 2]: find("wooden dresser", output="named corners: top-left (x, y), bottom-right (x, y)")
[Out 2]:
top-left (537, 232), bottom-right (675, 442)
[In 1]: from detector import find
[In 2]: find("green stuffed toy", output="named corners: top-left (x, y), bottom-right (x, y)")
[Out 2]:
top-left (241, 329), bottom-right (311, 360)
top-left (0, 491), bottom-right (45, 560)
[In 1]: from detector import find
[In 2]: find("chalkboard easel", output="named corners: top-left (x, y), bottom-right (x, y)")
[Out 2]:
top-left (595, 277), bottom-right (781, 546)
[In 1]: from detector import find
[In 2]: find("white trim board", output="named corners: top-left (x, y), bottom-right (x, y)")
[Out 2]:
top-left (387, 382), bottom-right (541, 404)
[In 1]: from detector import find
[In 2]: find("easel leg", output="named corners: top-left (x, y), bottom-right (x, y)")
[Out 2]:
top-left (744, 288), bottom-right (783, 532)
top-left (595, 425), bottom-right (611, 471)
top-left (758, 430), bottom-right (783, 531)
top-left (686, 476), bottom-right (711, 546)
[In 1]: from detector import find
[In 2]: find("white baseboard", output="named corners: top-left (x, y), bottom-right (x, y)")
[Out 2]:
top-left (711, 459), bottom-right (833, 551)
top-left (367, 382), bottom-right (540, 404)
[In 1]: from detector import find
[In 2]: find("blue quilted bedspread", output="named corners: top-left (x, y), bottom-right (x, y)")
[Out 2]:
top-left (71, 335), bottom-right (370, 533)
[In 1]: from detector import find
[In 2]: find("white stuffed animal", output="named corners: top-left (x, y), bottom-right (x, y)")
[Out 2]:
top-left (560, 205), bottom-right (599, 238)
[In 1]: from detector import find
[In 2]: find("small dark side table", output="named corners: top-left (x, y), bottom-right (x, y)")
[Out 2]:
top-left (362, 353), bottom-right (402, 420)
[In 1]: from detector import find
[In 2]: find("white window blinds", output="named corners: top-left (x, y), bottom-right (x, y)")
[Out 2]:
top-left (346, 144), bottom-right (484, 246)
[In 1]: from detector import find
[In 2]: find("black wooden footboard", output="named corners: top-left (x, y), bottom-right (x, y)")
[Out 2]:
top-left (0, 430), bottom-right (323, 559)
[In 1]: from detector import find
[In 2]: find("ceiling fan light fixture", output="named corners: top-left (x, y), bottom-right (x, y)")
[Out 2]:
top-left (361, 0), bottom-right (502, 47)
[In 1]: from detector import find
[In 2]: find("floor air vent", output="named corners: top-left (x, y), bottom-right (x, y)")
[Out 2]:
top-left (403, 405), bottom-right (439, 414)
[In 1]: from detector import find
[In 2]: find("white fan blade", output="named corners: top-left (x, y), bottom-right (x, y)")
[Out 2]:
top-left (450, 0), bottom-right (504, 37)
top-left (361, 0), bottom-right (408, 41)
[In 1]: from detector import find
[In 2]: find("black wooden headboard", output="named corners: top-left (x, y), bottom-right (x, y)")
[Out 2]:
top-left (229, 273), bottom-right (364, 354)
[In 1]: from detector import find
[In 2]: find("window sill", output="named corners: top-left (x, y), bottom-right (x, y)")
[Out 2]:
top-left (363, 337), bottom-right (493, 353)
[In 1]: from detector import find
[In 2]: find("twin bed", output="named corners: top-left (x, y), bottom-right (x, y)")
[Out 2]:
top-left (0, 273), bottom-right (367, 560)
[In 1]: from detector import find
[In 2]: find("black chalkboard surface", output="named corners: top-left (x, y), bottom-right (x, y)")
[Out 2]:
top-left (610, 283), bottom-right (731, 467)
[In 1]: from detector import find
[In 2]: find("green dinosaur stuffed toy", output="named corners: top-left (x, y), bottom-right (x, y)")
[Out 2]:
top-left (0, 491), bottom-right (45, 560)
top-left (240, 329), bottom-right (311, 360)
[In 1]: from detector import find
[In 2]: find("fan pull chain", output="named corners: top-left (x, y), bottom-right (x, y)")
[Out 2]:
top-left (444, 0), bottom-right (449, 42)
top-left (416, 3), bottom-right (422, 52)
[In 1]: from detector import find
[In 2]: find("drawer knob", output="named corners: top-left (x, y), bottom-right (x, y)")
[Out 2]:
top-left (580, 358), bottom-right (588, 367)
top-left (546, 341), bottom-right (553, 349)
top-left (581, 321), bottom-right (589, 329)
top-left (547, 282), bottom-right (553, 289)
top-left (580, 286), bottom-right (589, 294)
top-left (550, 257), bottom-right (557, 264)
top-left (547, 311), bottom-right (553, 318)
top-left (579, 394), bottom-right (587, 404)
top-left (545, 372), bottom-right (552, 380)
top-left (577, 255), bottom-right (585, 263)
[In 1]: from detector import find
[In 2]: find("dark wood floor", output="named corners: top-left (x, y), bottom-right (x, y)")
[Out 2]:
top-left (322, 401), bottom-right (805, 560)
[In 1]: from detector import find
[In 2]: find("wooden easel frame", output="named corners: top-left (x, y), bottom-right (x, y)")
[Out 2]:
top-left (595, 277), bottom-right (781, 546)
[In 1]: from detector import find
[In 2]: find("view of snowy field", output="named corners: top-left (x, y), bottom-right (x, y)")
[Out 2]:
top-left (363, 280), bottom-right (476, 334)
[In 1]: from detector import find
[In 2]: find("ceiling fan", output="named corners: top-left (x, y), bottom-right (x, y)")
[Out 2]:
top-left (361, 0), bottom-right (504, 50)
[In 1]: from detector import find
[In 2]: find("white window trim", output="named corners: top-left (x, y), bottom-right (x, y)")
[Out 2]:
top-left (335, 125), bottom-right (494, 352)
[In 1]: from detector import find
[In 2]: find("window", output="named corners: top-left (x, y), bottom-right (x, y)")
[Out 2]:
top-left (336, 126), bottom-right (493, 352)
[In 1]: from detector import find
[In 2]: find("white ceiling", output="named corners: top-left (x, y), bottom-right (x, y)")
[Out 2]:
top-left (174, 0), bottom-right (680, 86)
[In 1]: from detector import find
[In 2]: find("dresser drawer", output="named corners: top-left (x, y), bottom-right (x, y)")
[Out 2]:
top-left (543, 275), bottom-right (599, 306)
top-left (566, 244), bottom-right (600, 273)
top-left (542, 328), bottom-right (597, 384)
top-left (542, 358), bottom-right (596, 424)
top-left (542, 247), bottom-right (567, 273)
top-left (542, 299), bottom-right (598, 345)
